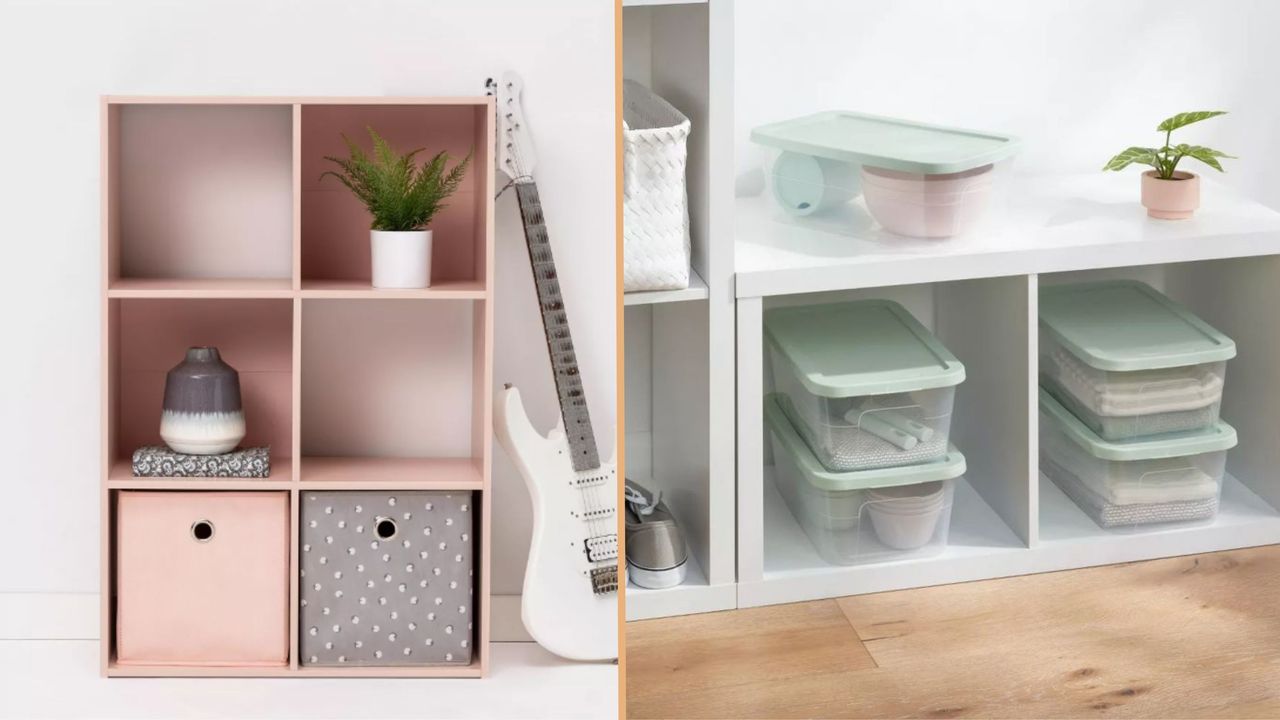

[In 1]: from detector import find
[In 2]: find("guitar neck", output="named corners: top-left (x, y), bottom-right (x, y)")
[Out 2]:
top-left (514, 179), bottom-right (601, 473)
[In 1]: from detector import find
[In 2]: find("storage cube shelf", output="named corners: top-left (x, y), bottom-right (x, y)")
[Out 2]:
top-left (625, 2), bottom-right (1280, 620)
top-left (735, 181), bottom-right (1280, 610)
top-left (623, 0), bottom-right (737, 620)
top-left (100, 96), bottom-right (494, 677)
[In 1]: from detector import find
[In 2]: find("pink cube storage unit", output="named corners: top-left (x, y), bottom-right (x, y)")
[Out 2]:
top-left (116, 491), bottom-right (289, 666)
top-left (101, 97), bottom-right (495, 678)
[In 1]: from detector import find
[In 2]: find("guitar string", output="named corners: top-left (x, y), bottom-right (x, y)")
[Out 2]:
top-left (503, 100), bottom-right (615, 572)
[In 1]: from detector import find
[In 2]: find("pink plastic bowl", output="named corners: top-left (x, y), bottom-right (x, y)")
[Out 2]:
top-left (860, 164), bottom-right (994, 238)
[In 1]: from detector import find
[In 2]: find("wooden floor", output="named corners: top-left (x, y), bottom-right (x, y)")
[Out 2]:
top-left (626, 546), bottom-right (1280, 719)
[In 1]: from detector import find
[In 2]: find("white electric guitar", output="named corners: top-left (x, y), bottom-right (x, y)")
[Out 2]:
top-left (488, 72), bottom-right (619, 662)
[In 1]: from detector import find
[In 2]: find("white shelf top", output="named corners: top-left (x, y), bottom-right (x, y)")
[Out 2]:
top-left (735, 173), bottom-right (1280, 298)
top-left (624, 267), bottom-right (709, 306)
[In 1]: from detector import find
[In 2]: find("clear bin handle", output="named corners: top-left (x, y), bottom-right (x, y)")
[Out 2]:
top-left (1137, 464), bottom-right (1199, 488)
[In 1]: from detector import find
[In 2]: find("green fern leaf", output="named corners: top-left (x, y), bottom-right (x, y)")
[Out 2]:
top-left (320, 128), bottom-right (471, 232)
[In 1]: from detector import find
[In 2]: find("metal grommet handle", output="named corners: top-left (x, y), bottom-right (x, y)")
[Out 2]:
top-left (375, 516), bottom-right (398, 540)
top-left (191, 519), bottom-right (215, 542)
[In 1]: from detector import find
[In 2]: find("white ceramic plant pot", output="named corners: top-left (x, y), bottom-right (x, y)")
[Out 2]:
top-left (370, 230), bottom-right (432, 289)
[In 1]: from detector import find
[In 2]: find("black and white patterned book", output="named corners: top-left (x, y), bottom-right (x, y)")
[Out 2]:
top-left (132, 445), bottom-right (272, 478)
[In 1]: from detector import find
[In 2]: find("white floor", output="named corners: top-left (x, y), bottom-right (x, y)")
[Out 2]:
top-left (0, 640), bottom-right (617, 719)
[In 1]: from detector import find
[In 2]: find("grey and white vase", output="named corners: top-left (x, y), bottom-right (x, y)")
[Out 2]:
top-left (159, 346), bottom-right (245, 455)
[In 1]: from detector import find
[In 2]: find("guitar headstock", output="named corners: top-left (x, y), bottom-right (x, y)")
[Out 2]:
top-left (486, 71), bottom-right (537, 181)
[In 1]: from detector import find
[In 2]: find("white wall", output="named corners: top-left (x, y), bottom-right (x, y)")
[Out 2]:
top-left (0, 0), bottom-right (615, 598)
top-left (735, 0), bottom-right (1280, 209)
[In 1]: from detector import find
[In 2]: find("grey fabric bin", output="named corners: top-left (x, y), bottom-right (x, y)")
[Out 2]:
top-left (299, 490), bottom-right (475, 666)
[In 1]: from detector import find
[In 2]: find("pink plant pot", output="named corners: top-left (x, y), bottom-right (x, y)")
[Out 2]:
top-left (860, 164), bottom-right (994, 238)
top-left (1141, 170), bottom-right (1200, 220)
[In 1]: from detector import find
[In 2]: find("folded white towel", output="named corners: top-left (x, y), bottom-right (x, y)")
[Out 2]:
top-left (1045, 348), bottom-right (1222, 417)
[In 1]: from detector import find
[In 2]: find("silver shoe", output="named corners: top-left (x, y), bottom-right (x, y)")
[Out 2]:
top-left (625, 480), bottom-right (688, 589)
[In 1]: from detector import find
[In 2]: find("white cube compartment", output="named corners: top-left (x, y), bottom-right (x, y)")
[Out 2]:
top-left (1040, 280), bottom-right (1235, 440)
top-left (1040, 389), bottom-right (1236, 530)
top-left (765, 299), bottom-right (964, 471)
top-left (751, 112), bottom-right (1019, 238)
top-left (766, 394), bottom-right (962, 565)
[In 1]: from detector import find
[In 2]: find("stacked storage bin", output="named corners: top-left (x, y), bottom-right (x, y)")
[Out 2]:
top-left (750, 112), bottom-right (1021, 239)
top-left (1038, 281), bottom-right (1238, 529)
top-left (764, 300), bottom-right (967, 565)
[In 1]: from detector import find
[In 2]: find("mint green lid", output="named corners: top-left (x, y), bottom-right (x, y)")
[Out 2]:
top-left (765, 394), bottom-right (965, 491)
top-left (1039, 388), bottom-right (1236, 461)
top-left (764, 300), bottom-right (965, 398)
top-left (750, 111), bottom-right (1021, 175)
top-left (1040, 280), bottom-right (1236, 372)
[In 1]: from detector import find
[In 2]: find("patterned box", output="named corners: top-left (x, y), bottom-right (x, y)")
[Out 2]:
top-left (300, 491), bottom-right (475, 666)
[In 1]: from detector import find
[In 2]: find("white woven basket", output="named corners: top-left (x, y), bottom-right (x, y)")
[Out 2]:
top-left (623, 80), bottom-right (691, 292)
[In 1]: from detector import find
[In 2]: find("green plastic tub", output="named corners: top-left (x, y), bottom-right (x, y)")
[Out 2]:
top-left (765, 299), bottom-right (964, 472)
top-left (766, 394), bottom-right (963, 564)
top-left (751, 111), bottom-right (1020, 237)
top-left (1040, 388), bottom-right (1236, 530)
top-left (1040, 280), bottom-right (1236, 440)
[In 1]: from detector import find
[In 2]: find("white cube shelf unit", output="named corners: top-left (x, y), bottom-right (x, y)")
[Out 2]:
top-left (622, 0), bottom-right (737, 620)
top-left (735, 174), bottom-right (1280, 608)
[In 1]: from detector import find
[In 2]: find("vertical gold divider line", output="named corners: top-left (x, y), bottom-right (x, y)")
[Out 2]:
top-left (614, 0), bottom-right (628, 699)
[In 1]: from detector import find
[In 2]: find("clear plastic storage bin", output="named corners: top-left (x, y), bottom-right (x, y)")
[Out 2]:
top-left (765, 299), bottom-right (965, 471)
top-left (751, 111), bottom-right (1020, 238)
top-left (1040, 389), bottom-right (1236, 530)
top-left (1040, 281), bottom-right (1235, 440)
top-left (766, 394), bottom-right (961, 565)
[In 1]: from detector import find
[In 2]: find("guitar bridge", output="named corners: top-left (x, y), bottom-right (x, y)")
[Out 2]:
top-left (590, 565), bottom-right (618, 595)
top-left (584, 534), bottom-right (618, 563)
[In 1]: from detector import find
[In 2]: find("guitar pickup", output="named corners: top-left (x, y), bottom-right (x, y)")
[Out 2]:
top-left (584, 534), bottom-right (618, 562)
top-left (573, 472), bottom-right (611, 488)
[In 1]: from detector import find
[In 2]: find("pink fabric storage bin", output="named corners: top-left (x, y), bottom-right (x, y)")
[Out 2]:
top-left (115, 491), bottom-right (289, 666)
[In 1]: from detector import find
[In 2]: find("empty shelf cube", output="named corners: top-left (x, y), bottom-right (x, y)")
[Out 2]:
top-left (114, 491), bottom-right (289, 666)
top-left (299, 491), bottom-right (475, 666)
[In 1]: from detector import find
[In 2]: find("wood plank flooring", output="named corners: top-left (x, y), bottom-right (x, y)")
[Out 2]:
top-left (626, 546), bottom-right (1280, 719)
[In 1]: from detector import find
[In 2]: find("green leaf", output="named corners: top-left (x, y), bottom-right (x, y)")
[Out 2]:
top-left (1103, 146), bottom-right (1160, 172)
top-left (318, 128), bottom-right (471, 231)
top-left (1156, 111), bottom-right (1227, 133)
top-left (1182, 145), bottom-right (1233, 172)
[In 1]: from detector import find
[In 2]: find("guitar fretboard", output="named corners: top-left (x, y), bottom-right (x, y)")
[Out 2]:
top-left (514, 180), bottom-right (601, 472)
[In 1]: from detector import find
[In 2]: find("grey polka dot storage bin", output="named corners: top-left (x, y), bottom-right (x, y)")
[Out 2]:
top-left (300, 491), bottom-right (474, 666)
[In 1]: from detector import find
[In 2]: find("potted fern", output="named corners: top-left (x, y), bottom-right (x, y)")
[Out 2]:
top-left (322, 128), bottom-right (471, 288)
top-left (1103, 111), bottom-right (1235, 219)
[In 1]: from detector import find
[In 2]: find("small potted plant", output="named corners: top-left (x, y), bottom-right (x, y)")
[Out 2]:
top-left (1103, 111), bottom-right (1234, 220)
top-left (322, 128), bottom-right (471, 288)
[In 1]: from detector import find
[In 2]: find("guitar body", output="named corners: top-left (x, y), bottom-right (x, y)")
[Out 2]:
top-left (496, 387), bottom-right (618, 662)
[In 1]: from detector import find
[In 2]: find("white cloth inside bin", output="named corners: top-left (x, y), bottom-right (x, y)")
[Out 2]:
top-left (1046, 348), bottom-right (1223, 417)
